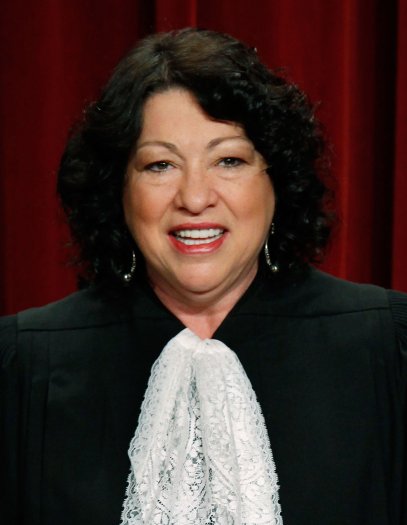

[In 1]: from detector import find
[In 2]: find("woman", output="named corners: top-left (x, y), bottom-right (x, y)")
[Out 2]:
top-left (1, 28), bottom-right (406, 525)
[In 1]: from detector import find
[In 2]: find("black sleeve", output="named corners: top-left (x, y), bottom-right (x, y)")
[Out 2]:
top-left (388, 290), bottom-right (407, 384)
top-left (388, 290), bottom-right (407, 524)
top-left (0, 315), bottom-right (19, 523)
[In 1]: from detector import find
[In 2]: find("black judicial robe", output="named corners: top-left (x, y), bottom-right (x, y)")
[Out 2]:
top-left (1, 268), bottom-right (407, 524)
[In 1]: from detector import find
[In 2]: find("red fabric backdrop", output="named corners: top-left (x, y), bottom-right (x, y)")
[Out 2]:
top-left (1, 0), bottom-right (406, 315)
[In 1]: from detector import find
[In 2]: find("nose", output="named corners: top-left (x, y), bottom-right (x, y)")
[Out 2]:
top-left (174, 166), bottom-right (218, 214)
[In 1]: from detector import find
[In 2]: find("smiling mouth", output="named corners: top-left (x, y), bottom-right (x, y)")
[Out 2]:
top-left (171, 228), bottom-right (225, 245)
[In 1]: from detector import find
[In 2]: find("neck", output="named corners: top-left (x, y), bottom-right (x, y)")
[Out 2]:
top-left (150, 272), bottom-right (257, 339)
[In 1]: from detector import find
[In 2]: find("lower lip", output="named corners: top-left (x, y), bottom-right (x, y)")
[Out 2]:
top-left (169, 233), bottom-right (227, 254)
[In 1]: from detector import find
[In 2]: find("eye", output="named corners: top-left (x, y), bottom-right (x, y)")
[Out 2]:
top-left (217, 157), bottom-right (246, 168)
top-left (144, 161), bottom-right (174, 172)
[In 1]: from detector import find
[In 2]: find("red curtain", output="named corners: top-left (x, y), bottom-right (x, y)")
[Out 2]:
top-left (1, 0), bottom-right (406, 315)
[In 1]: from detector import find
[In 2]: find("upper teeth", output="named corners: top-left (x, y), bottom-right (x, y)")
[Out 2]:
top-left (174, 228), bottom-right (224, 239)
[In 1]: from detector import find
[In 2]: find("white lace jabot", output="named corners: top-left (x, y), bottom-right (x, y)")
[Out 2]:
top-left (120, 328), bottom-right (283, 525)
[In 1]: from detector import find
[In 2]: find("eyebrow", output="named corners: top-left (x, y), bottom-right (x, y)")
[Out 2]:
top-left (136, 136), bottom-right (252, 153)
top-left (207, 136), bottom-right (252, 149)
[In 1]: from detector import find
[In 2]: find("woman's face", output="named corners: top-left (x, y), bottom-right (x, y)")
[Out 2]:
top-left (123, 89), bottom-right (275, 306)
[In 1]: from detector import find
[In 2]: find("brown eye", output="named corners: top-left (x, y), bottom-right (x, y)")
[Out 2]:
top-left (218, 157), bottom-right (245, 168)
top-left (145, 161), bottom-right (174, 172)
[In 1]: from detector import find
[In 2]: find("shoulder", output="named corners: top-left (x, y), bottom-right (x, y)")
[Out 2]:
top-left (0, 287), bottom-right (137, 378)
top-left (302, 268), bottom-right (392, 312)
top-left (0, 288), bottom-right (113, 367)
top-left (299, 271), bottom-right (407, 348)
top-left (0, 279), bottom-right (172, 364)
top-left (387, 290), bottom-right (407, 350)
top-left (258, 268), bottom-right (396, 317)
top-left (0, 314), bottom-right (18, 368)
top-left (256, 268), bottom-right (407, 371)
top-left (1, 287), bottom-right (132, 337)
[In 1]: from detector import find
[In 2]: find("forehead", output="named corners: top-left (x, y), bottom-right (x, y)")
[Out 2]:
top-left (138, 88), bottom-right (246, 143)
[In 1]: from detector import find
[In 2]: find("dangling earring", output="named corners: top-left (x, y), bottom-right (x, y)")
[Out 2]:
top-left (264, 223), bottom-right (279, 273)
top-left (123, 251), bottom-right (136, 283)
top-left (270, 262), bottom-right (279, 273)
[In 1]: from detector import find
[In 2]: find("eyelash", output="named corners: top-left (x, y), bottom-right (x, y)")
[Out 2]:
top-left (217, 157), bottom-right (245, 168)
top-left (144, 161), bottom-right (174, 172)
top-left (144, 157), bottom-right (246, 173)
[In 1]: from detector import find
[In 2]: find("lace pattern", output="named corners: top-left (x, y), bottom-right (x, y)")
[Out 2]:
top-left (120, 328), bottom-right (283, 524)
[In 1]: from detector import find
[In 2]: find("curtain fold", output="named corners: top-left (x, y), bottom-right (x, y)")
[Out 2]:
top-left (1, 0), bottom-right (406, 315)
top-left (156, 0), bottom-right (198, 29)
top-left (393, 0), bottom-right (407, 291)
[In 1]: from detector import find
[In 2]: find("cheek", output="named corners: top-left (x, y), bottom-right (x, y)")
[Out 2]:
top-left (122, 186), bottom-right (139, 231)
top-left (260, 178), bottom-right (276, 215)
top-left (122, 183), bottom-right (170, 235)
top-left (123, 195), bottom-right (155, 254)
top-left (240, 181), bottom-right (275, 226)
top-left (122, 184), bottom-right (149, 238)
top-left (263, 190), bottom-right (276, 224)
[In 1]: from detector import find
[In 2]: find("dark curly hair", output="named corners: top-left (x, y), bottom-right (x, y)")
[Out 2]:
top-left (58, 28), bottom-right (333, 289)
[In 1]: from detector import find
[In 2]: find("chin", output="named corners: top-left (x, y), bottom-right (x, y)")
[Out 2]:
top-left (174, 276), bottom-right (223, 295)
top-left (170, 264), bottom-right (229, 293)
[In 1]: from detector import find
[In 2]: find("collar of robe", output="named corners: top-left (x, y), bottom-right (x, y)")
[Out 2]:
top-left (120, 328), bottom-right (283, 525)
